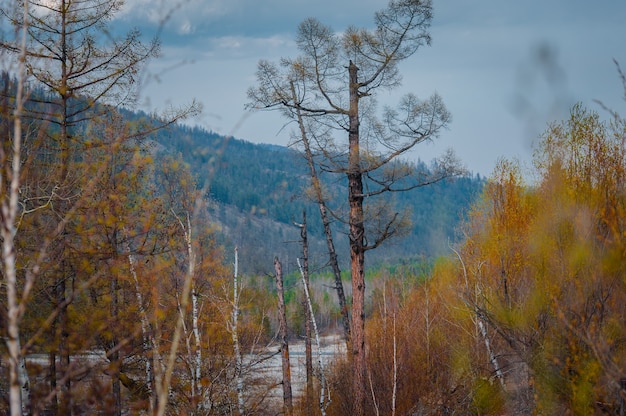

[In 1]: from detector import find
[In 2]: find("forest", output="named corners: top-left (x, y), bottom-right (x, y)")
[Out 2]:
top-left (1, 1), bottom-right (626, 416)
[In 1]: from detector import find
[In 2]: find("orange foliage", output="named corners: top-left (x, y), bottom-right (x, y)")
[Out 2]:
top-left (328, 104), bottom-right (626, 415)
top-left (459, 104), bottom-right (626, 414)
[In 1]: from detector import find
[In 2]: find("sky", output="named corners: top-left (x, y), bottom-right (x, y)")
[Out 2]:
top-left (116, 0), bottom-right (626, 177)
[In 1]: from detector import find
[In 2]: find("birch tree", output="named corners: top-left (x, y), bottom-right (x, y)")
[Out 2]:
top-left (248, 1), bottom-right (461, 412)
top-left (231, 247), bottom-right (245, 415)
top-left (173, 210), bottom-right (203, 411)
top-left (2, 3), bottom-right (30, 414)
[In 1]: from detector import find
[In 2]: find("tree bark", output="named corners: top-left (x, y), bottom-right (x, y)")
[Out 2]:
top-left (298, 212), bottom-right (314, 409)
top-left (450, 243), bottom-right (506, 389)
top-left (183, 213), bottom-right (202, 407)
top-left (110, 274), bottom-right (121, 416)
top-left (274, 256), bottom-right (293, 416)
top-left (57, 264), bottom-right (71, 415)
top-left (297, 257), bottom-right (329, 414)
top-left (48, 349), bottom-right (58, 416)
top-left (3, 5), bottom-right (31, 413)
top-left (232, 248), bottom-right (245, 415)
top-left (291, 81), bottom-right (350, 343)
top-left (126, 243), bottom-right (154, 411)
top-left (348, 60), bottom-right (367, 416)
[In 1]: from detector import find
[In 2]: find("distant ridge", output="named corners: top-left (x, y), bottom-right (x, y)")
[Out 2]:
top-left (149, 119), bottom-right (485, 274)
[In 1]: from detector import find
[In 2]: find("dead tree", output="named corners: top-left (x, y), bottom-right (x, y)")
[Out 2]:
top-left (274, 256), bottom-right (293, 415)
top-left (297, 212), bottom-right (314, 403)
top-left (249, 2), bottom-right (461, 412)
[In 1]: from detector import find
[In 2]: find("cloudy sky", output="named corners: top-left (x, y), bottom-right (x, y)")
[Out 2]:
top-left (117, 0), bottom-right (626, 176)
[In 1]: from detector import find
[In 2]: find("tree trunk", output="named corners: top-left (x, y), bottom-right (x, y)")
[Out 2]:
top-left (48, 349), bottom-right (58, 416)
top-left (291, 81), bottom-right (350, 343)
top-left (127, 250), bottom-right (155, 411)
top-left (4, 6), bottom-right (30, 414)
top-left (192, 281), bottom-right (201, 403)
top-left (298, 212), bottom-right (314, 410)
top-left (181, 213), bottom-right (202, 408)
top-left (298, 257), bottom-right (329, 416)
top-left (4, 223), bottom-right (25, 416)
top-left (274, 256), bottom-right (293, 416)
top-left (58, 268), bottom-right (71, 415)
top-left (348, 60), bottom-right (367, 416)
top-left (110, 274), bottom-right (121, 416)
top-left (232, 248), bottom-right (245, 415)
top-left (450, 244), bottom-right (506, 389)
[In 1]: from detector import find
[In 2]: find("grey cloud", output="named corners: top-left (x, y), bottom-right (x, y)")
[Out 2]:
top-left (125, 0), bottom-right (626, 176)
top-left (119, 0), bottom-right (386, 38)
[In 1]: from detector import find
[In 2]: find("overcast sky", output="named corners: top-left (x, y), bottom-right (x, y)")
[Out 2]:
top-left (117, 0), bottom-right (626, 177)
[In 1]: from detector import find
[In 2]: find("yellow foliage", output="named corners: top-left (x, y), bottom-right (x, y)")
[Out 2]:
top-left (458, 104), bottom-right (626, 414)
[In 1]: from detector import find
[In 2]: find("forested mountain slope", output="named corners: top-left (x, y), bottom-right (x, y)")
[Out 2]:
top-left (2, 75), bottom-right (483, 274)
top-left (150, 122), bottom-right (485, 274)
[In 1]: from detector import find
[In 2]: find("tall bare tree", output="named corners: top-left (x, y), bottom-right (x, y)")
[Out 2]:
top-left (274, 256), bottom-right (293, 416)
top-left (295, 211), bottom-right (314, 409)
top-left (296, 212), bottom-right (329, 416)
top-left (248, 1), bottom-right (461, 413)
top-left (291, 81), bottom-right (350, 343)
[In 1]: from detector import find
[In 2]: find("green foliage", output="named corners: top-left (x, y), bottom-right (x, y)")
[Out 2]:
top-left (471, 378), bottom-right (506, 415)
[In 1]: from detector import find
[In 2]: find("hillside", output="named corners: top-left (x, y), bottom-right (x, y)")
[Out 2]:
top-left (151, 122), bottom-right (485, 274)
top-left (1, 75), bottom-right (485, 274)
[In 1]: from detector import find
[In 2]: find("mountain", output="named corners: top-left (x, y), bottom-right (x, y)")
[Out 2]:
top-left (151, 122), bottom-right (485, 275)
top-left (0, 70), bottom-right (485, 275)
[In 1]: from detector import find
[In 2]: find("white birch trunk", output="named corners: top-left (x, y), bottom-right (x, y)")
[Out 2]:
top-left (4, 186), bottom-right (30, 416)
top-left (176, 212), bottom-right (202, 404)
top-left (192, 281), bottom-right (201, 398)
top-left (125, 226), bottom-right (168, 413)
top-left (122, 226), bottom-right (156, 411)
top-left (176, 295), bottom-right (195, 400)
top-left (189, 214), bottom-right (202, 403)
top-left (177, 211), bottom-right (200, 396)
top-left (231, 247), bottom-right (245, 415)
top-left (449, 242), bottom-right (505, 388)
top-left (477, 316), bottom-right (506, 388)
top-left (166, 210), bottom-right (205, 413)
top-left (176, 290), bottom-right (206, 412)
top-left (3, 4), bottom-right (31, 413)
